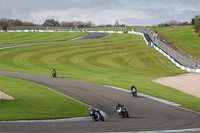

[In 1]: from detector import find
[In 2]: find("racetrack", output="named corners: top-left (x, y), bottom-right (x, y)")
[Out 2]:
top-left (0, 33), bottom-right (200, 133)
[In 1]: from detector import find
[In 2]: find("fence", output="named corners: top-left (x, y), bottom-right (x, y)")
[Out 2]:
top-left (7, 26), bottom-right (126, 32)
top-left (134, 27), bottom-right (199, 69)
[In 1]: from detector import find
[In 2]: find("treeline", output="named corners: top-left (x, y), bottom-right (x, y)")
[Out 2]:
top-left (43, 19), bottom-right (95, 27)
top-left (0, 18), bottom-right (35, 30)
top-left (156, 15), bottom-right (200, 37)
top-left (0, 18), bottom-right (95, 30)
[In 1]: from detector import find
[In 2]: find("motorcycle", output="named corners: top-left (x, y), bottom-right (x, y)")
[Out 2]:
top-left (131, 85), bottom-right (137, 97)
top-left (89, 108), bottom-right (104, 121)
top-left (116, 104), bottom-right (129, 118)
top-left (52, 72), bottom-right (56, 78)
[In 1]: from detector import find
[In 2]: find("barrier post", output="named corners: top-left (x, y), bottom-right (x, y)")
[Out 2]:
top-left (195, 57), bottom-right (197, 69)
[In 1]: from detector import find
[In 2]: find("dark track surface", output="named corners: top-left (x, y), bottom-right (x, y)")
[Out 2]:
top-left (0, 32), bottom-right (109, 49)
top-left (0, 33), bottom-right (200, 133)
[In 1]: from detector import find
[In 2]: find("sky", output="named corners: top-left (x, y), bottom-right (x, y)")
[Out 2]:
top-left (0, 0), bottom-right (200, 26)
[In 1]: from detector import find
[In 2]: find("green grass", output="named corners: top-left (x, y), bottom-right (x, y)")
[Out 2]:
top-left (0, 76), bottom-right (89, 121)
top-left (0, 32), bottom-right (87, 44)
top-left (148, 26), bottom-right (173, 32)
top-left (0, 33), bottom-right (200, 113)
top-left (77, 27), bottom-right (125, 31)
top-left (160, 26), bottom-right (200, 58)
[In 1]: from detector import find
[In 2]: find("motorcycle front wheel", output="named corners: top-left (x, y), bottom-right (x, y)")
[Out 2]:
top-left (100, 115), bottom-right (104, 121)
top-left (94, 114), bottom-right (98, 121)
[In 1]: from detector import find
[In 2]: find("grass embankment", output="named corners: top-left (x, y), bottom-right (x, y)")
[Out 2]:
top-left (0, 33), bottom-right (199, 113)
top-left (160, 26), bottom-right (200, 58)
top-left (0, 76), bottom-right (89, 121)
top-left (148, 26), bottom-right (173, 32)
top-left (0, 32), bottom-right (87, 44)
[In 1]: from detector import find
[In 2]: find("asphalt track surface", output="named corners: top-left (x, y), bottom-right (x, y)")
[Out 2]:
top-left (0, 33), bottom-right (200, 133)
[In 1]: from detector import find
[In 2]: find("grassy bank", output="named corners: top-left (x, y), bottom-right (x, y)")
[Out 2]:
top-left (148, 26), bottom-right (173, 32)
top-left (1, 33), bottom-right (200, 113)
top-left (0, 76), bottom-right (89, 121)
top-left (0, 32), bottom-right (87, 44)
top-left (160, 26), bottom-right (200, 58)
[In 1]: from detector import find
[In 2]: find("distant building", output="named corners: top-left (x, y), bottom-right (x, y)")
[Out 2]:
top-left (162, 24), bottom-right (170, 26)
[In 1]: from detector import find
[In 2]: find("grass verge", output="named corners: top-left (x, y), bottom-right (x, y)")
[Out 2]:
top-left (160, 26), bottom-right (200, 58)
top-left (0, 32), bottom-right (87, 44)
top-left (146, 26), bottom-right (173, 32)
top-left (0, 76), bottom-right (89, 121)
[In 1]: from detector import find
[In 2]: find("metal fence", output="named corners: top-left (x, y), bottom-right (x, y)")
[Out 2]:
top-left (7, 26), bottom-right (126, 31)
top-left (134, 27), bottom-right (199, 69)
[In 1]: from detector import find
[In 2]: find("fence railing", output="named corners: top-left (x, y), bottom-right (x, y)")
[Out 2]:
top-left (6, 26), bottom-right (126, 31)
top-left (134, 27), bottom-right (199, 69)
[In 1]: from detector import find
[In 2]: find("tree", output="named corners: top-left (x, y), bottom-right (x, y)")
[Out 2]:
top-left (43, 19), bottom-right (59, 26)
top-left (177, 21), bottom-right (190, 26)
top-left (22, 21), bottom-right (34, 26)
top-left (14, 19), bottom-right (23, 26)
top-left (193, 15), bottom-right (200, 37)
top-left (168, 20), bottom-right (180, 27)
top-left (114, 20), bottom-right (119, 27)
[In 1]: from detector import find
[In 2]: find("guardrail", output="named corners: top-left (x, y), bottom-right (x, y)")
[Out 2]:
top-left (134, 27), bottom-right (199, 69)
top-left (128, 31), bottom-right (200, 73)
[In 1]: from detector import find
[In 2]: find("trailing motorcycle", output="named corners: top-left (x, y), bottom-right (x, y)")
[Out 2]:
top-left (116, 103), bottom-right (129, 118)
top-left (89, 108), bottom-right (104, 121)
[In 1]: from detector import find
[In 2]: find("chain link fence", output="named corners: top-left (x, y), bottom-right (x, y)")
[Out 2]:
top-left (134, 27), bottom-right (199, 69)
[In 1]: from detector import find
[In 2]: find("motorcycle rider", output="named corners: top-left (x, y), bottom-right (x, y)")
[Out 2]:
top-left (89, 108), bottom-right (104, 121)
top-left (52, 68), bottom-right (56, 77)
top-left (116, 103), bottom-right (129, 118)
top-left (131, 85), bottom-right (137, 97)
top-left (89, 108), bottom-right (95, 115)
top-left (116, 103), bottom-right (124, 115)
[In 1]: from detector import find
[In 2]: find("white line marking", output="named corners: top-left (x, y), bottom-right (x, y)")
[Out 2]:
top-left (105, 128), bottom-right (200, 133)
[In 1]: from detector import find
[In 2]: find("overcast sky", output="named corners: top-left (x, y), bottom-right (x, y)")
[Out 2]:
top-left (0, 0), bottom-right (200, 26)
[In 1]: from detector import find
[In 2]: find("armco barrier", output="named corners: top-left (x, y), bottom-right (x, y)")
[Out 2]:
top-left (128, 31), bottom-right (200, 73)
top-left (3, 29), bottom-right (200, 73)
top-left (136, 27), bottom-right (197, 69)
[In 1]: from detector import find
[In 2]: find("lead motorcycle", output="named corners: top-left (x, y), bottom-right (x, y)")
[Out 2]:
top-left (52, 72), bottom-right (56, 78)
top-left (116, 103), bottom-right (129, 118)
top-left (89, 108), bottom-right (104, 121)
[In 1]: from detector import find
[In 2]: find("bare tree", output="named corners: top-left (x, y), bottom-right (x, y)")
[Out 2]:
top-left (115, 20), bottom-right (119, 27)
top-left (168, 20), bottom-right (180, 27)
